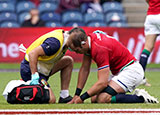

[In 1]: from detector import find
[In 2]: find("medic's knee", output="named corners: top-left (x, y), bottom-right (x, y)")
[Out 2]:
top-left (49, 97), bottom-right (56, 104)
top-left (65, 56), bottom-right (74, 66)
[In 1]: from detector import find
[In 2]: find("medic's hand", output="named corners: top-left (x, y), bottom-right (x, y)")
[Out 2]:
top-left (30, 72), bottom-right (39, 85)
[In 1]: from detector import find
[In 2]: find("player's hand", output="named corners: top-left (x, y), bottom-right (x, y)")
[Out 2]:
top-left (30, 72), bottom-right (39, 85)
top-left (67, 95), bottom-right (79, 104)
top-left (74, 97), bottom-right (83, 104)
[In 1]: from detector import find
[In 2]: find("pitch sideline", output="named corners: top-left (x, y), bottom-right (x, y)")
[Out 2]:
top-left (0, 109), bottom-right (160, 114)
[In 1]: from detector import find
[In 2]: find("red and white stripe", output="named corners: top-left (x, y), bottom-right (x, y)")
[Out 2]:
top-left (0, 109), bottom-right (160, 114)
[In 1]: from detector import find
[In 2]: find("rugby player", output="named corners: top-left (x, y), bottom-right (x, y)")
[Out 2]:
top-left (67, 27), bottom-right (158, 104)
top-left (139, 0), bottom-right (160, 86)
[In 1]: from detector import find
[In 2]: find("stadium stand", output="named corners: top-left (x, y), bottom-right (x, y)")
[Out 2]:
top-left (18, 12), bottom-right (30, 24)
top-left (80, 1), bottom-right (103, 14)
top-left (102, 2), bottom-right (124, 14)
top-left (0, 21), bottom-right (20, 28)
top-left (0, 0), bottom-right (131, 27)
top-left (109, 21), bottom-right (128, 27)
top-left (38, 2), bottom-right (57, 15)
top-left (84, 13), bottom-right (104, 24)
top-left (62, 11), bottom-right (83, 25)
top-left (16, 1), bottom-right (36, 14)
top-left (0, 0), bottom-right (17, 3)
top-left (65, 22), bottom-right (84, 27)
top-left (0, 12), bottom-right (17, 23)
top-left (105, 12), bottom-right (127, 25)
top-left (45, 21), bottom-right (63, 27)
top-left (40, 12), bottom-right (61, 22)
top-left (80, 3), bottom-right (88, 14)
top-left (87, 21), bottom-right (106, 27)
top-left (39, 0), bottom-right (59, 5)
top-left (0, 2), bottom-right (15, 13)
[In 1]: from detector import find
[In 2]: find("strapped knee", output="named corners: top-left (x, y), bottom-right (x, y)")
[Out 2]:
top-left (101, 85), bottom-right (117, 96)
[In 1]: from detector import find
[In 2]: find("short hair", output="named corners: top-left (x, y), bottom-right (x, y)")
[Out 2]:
top-left (69, 27), bottom-right (86, 35)
top-left (69, 27), bottom-right (87, 48)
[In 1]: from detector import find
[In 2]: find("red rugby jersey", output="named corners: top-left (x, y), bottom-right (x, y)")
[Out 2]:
top-left (89, 33), bottom-right (136, 75)
top-left (147, 0), bottom-right (160, 15)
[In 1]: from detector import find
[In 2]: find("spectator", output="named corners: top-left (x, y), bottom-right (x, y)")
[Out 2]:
top-left (82, 0), bottom-right (103, 14)
top-left (55, 0), bottom-right (93, 14)
top-left (21, 8), bottom-right (45, 27)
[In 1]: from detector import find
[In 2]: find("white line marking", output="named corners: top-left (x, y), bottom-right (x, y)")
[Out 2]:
top-left (1, 109), bottom-right (160, 114)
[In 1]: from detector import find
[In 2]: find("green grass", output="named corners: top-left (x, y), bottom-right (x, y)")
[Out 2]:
top-left (0, 63), bottom-right (160, 69)
top-left (146, 63), bottom-right (160, 68)
top-left (0, 68), bottom-right (160, 109)
top-left (0, 63), bottom-right (21, 69)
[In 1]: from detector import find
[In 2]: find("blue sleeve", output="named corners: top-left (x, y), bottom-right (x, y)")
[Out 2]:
top-left (41, 37), bottom-right (60, 56)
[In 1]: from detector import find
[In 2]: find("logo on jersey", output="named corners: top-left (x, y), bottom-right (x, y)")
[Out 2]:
top-left (46, 45), bottom-right (50, 49)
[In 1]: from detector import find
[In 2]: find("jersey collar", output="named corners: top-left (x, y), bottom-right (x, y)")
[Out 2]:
top-left (88, 36), bottom-right (91, 49)
top-left (63, 31), bottom-right (69, 47)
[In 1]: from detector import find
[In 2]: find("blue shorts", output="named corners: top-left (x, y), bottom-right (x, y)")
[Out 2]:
top-left (20, 59), bottom-right (50, 86)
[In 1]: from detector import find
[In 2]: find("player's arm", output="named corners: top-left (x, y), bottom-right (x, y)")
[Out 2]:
top-left (68, 55), bottom-right (91, 104)
top-left (77, 54), bottom-right (92, 89)
top-left (86, 51), bottom-right (110, 97)
top-left (74, 67), bottom-right (109, 103)
top-left (87, 67), bottom-right (109, 96)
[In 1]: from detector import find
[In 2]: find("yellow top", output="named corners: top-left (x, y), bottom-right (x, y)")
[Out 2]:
top-left (24, 29), bottom-right (68, 76)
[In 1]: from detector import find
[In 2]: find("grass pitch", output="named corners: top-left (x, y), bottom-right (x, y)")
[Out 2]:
top-left (0, 63), bottom-right (160, 109)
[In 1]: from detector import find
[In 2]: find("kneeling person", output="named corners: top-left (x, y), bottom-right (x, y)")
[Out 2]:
top-left (67, 28), bottom-right (159, 104)
top-left (20, 29), bottom-right (73, 103)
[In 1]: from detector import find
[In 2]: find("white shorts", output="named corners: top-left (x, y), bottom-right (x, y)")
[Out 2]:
top-left (144, 14), bottom-right (160, 36)
top-left (111, 61), bottom-right (144, 92)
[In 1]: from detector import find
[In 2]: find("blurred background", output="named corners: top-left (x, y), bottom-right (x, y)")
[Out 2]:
top-left (0, 0), bottom-right (148, 28)
top-left (1, 0), bottom-right (160, 65)
top-left (0, 0), bottom-right (160, 109)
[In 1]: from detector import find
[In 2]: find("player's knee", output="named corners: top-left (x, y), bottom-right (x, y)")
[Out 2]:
top-left (91, 95), bottom-right (97, 103)
top-left (97, 93), bottom-right (111, 103)
top-left (97, 85), bottom-right (117, 103)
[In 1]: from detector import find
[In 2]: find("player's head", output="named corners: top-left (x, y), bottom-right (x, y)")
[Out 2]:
top-left (68, 27), bottom-right (87, 48)
top-left (67, 27), bottom-right (88, 54)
